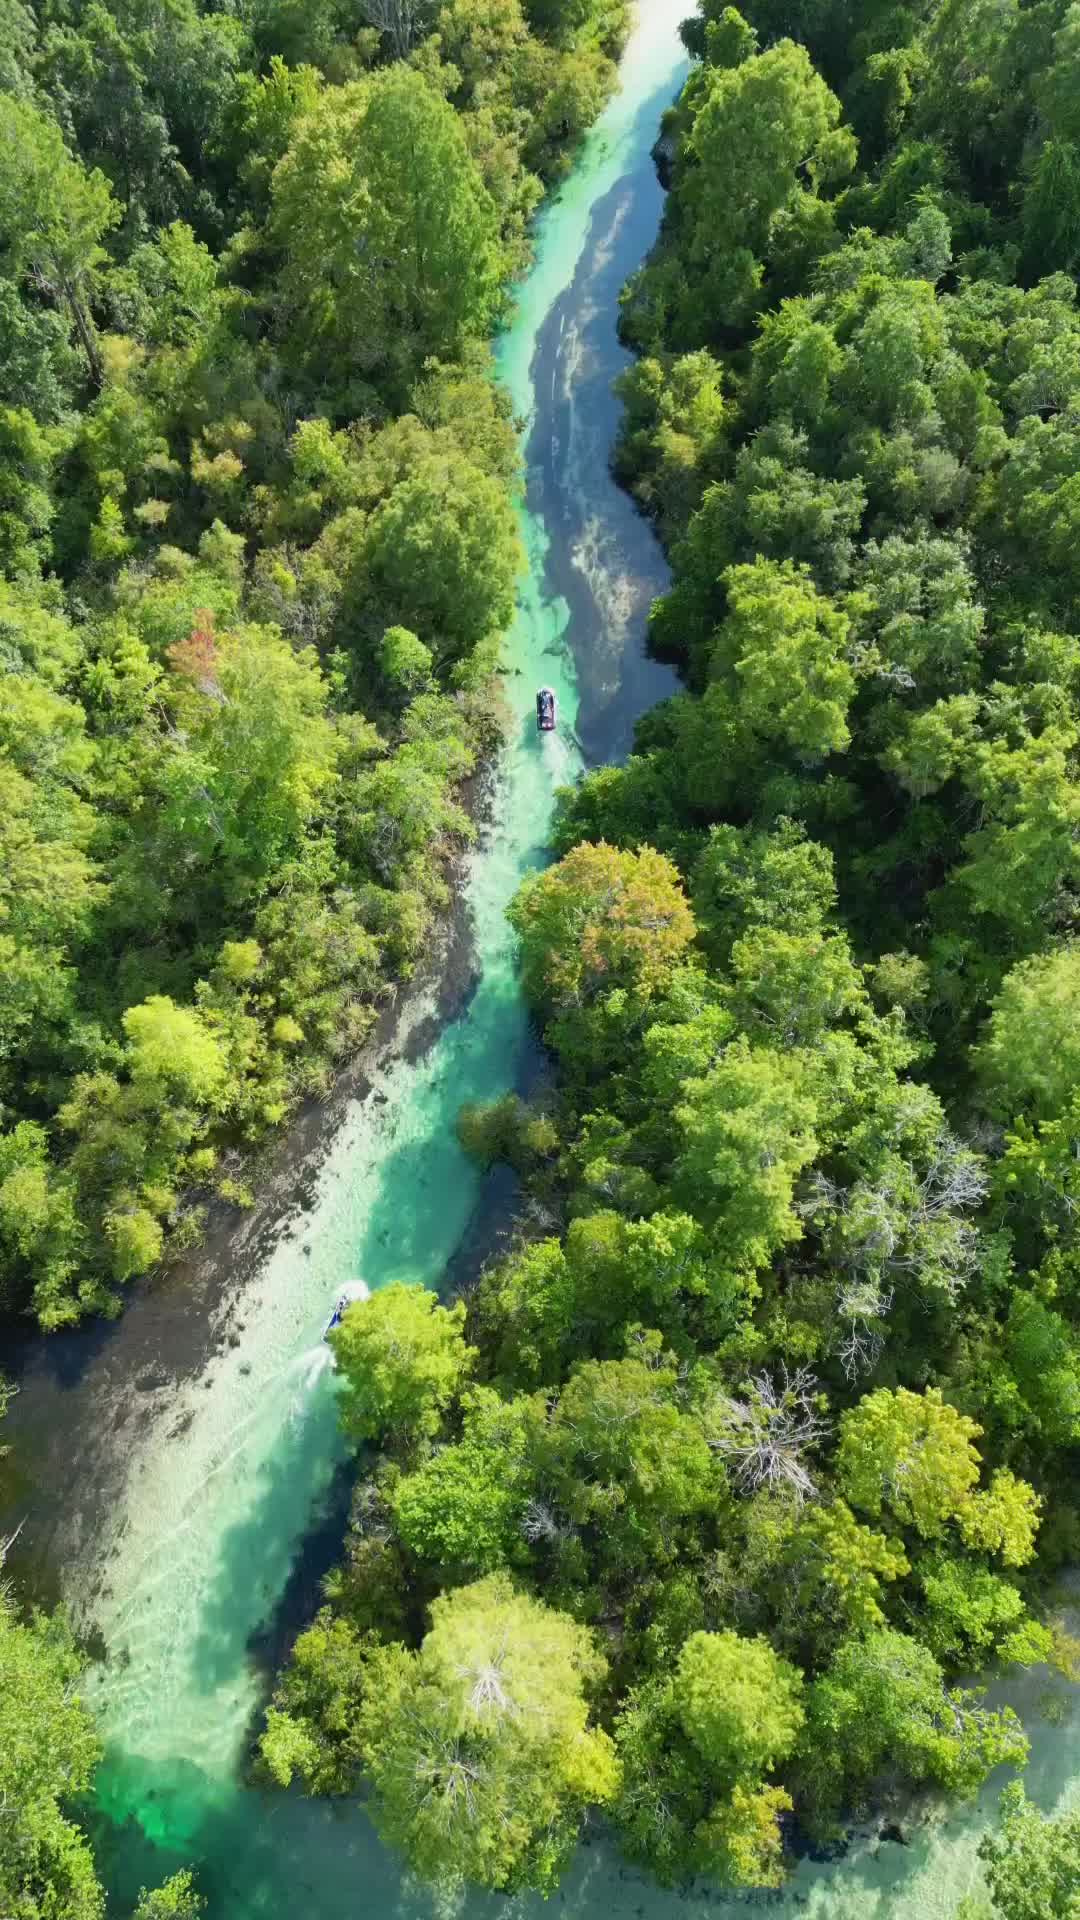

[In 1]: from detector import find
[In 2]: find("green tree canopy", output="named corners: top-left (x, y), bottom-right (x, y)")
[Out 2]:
top-left (509, 841), bottom-right (697, 1016)
top-left (0, 93), bottom-right (120, 384)
top-left (674, 1629), bottom-right (804, 1780)
top-left (671, 38), bottom-right (851, 333)
top-left (712, 558), bottom-right (854, 762)
top-left (674, 1041), bottom-right (819, 1271)
top-left (330, 1281), bottom-right (475, 1449)
top-left (975, 1783), bottom-right (1080, 1920)
top-left (0, 1596), bottom-right (104, 1920)
top-left (272, 66), bottom-right (507, 389)
top-left (977, 948), bottom-right (1080, 1122)
top-left (361, 454), bottom-right (520, 667)
top-left (801, 1627), bottom-right (1027, 1824)
top-left (837, 1386), bottom-right (983, 1539)
top-left (358, 1574), bottom-right (618, 1891)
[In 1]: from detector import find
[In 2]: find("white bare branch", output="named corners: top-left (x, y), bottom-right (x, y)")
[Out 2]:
top-left (520, 1497), bottom-right (570, 1545)
top-left (357, 0), bottom-right (424, 57)
top-left (708, 1366), bottom-right (826, 1505)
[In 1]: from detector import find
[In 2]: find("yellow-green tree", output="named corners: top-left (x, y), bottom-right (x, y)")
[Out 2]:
top-left (509, 840), bottom-right (697, 1015)
top-left (330, 1281), bottom-right (475, 1449)
top-left (358, 1574), bottom-right (618, 1891)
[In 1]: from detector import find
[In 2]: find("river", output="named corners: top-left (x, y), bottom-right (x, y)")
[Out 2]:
top-left (5, 3), bottom-right (1080, 1914)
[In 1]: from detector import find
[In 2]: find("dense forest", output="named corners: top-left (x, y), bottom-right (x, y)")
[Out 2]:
top-left (259, 0), bottom-right (1080, 1908)
top-left (0, 0), bottom-right (626, 1909)
top-left (0, 0), bottom-right (625, 1333)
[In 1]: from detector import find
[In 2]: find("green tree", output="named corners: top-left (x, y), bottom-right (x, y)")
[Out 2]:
top-left (849, 529), bottom-right (984, 696)
top-left (0, 1595), bottom-right (104, 1920)
top-left (378, 626), bottom-right (433, 706)
top-left (916, 1554), bottom-right (1027, 1668)
top-left (272, 67), bottom-right (507, 389)
top-left (674, 1041), bottom-right (819, 1271)
top-left (540, 1338), bottom-right (717, 1569)
top-left (361, 455), bottom-right (520, 668)
top-left (691, 818), bottom-right (836, 966)
top-left (837, 1386), bottom-right (982, 1539)
top-left (330, 1281), bottom-right (475, 1448)
top-left (479, 1206), bottom-right (746, 1367)
top-left (674, 1629), bottom-right (804, 1781)
top-left (712, 558), bottom-right (854, 763)
top-left (787, 1499), bottom-right (909, 1634)
top-left (727, 927), bottom-right (866, 1047)
top-left (0, 94), bottom-right (120, 385)
top-left (959, 1470), bottom-right (1041, 1569)
top-left (613, 1630), bottom-right (801, 1889)
top-left (218, 55), bottom-right (323, 217)
top-left (509, 841), bottom-right (697, 1017)
top-left (131, 1874), bottom-right (205, 1920)
top-left (976, 1783), bottom-right (1080, 1920)
top-left (0, 1122), bottom-right (79, 1318)
top-left (957, 729), bottom-right (1080, 940)
top-left (260, 1609), bottom-right (371, 1795)
top-left (390, 1388), bottom-right (537, 1576)
top-left (977, 948), bottom-right (1080, 1122)
top-left (801, 1628), bottom-right (1027, 1824)
top-left (159, 620), bottom-right (340, 899)
top-left (671, 39), bottom-right (851, 333)
top-left (37, 0), bottom-right (246, 237)
top-left (1023, 139), bottom-right (1080, 279)
top-left (122, 997), bottom-right (228, 1108)
top-left (358, 1574), bottom-right (618, 1891)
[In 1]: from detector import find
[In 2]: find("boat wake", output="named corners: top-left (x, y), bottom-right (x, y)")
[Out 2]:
top-left (291, 1280), bottom-right (371, 1405)
top-left (293, 1345), bottom-right (334, 1403)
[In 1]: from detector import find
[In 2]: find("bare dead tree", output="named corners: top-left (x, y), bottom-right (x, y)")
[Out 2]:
top-left (836, 1278), bottom-right (894, 1381)
top-left (357, 0), bottom-right (424, 58)
top-left (253, 549), bottom-right (336, 651)
top-left (413, 1731), bottom-right (487, 1825)
top-left (520, 1497), bottom-right (573, 1546)
top-left (0, 1518), bottom-right (24, 1562)
top-left (458, 1654), bottom-right (515, 1720)
top-left (31, 261), bottom-right (105, 388)
top-left (521, 1194), bottom-right (564, 1237)
top-left (802, 1126), bottom-right (987, 1313)
top-left (708, 1366), bottom-right (827, 1505)
top-left (0, 1516), bottom-right (24, 1609)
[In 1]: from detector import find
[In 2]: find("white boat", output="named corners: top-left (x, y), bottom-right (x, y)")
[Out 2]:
top-left (323, 1279), bottom-right (370, 1338)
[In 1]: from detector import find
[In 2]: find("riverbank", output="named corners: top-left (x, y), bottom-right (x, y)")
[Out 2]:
top-left (0, 751), bottom-right (508, 1611)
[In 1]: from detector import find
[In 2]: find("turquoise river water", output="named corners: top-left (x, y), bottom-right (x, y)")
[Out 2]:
top-left (5, 4), bottom-right (1080, 1914)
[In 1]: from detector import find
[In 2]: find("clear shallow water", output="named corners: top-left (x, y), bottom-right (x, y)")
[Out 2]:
top-left (14, 4), bottom-right (1080, 1912)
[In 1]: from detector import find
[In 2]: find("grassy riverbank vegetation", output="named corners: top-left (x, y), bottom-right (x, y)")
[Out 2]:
top-left (262, 0), bottom-right (1080, 1899)
top-left (0, 0), bottom-right (628, 1333)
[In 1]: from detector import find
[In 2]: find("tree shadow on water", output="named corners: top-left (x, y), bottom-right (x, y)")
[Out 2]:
top-left (186, 1383), bottom-right (344, 1701)
top-left (87, 1747), bottom-right (392, 1920)
top-left (347, 986), bottom-right (532, 1292)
